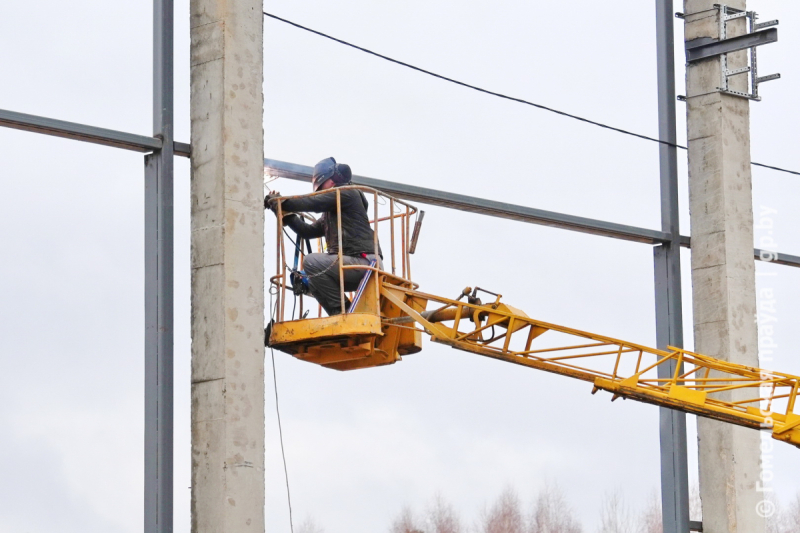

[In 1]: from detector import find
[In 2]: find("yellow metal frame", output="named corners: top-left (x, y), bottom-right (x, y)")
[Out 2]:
top-left (377, 284), bottom-right (800, 449)
top-left (269, 269), bottom-right (423, 370)
top-left (270, 185), bottom-right (418, 324)
top-left (267, 188), bottom-right (800, 449)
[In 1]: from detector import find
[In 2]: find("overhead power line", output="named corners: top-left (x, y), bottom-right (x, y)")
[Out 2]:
top-left (263, 11), bottom-right (800, 178)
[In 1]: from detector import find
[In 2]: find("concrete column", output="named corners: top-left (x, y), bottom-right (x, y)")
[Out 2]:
top-left (683, 2), bottom-right (764, 532)
top-left (190, 1), bottom-right (265, 533)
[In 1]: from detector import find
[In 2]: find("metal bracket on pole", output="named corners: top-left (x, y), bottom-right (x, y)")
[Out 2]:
top-left (684, 5), bottom-right (779, 101)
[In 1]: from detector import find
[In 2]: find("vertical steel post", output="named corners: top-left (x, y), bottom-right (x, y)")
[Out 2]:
top-left (654, 1), bottom-right (691, 532)
top-left (145, 0), bottom-right (174, 532)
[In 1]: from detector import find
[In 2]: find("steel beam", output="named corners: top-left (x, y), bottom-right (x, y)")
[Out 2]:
top-left (752, 249), bottom-right (800, 268)
top-left (144, 0), bottom-right (174, 532)
top-left (679, 238), bottom-right (800, 268)
top-left (144, 154), bottom-right (172, 533)
top-left (173, 142), bottom-right (191, 157)
top-left (266, 158), bottom-right (800, 269)
top-left (685, 28), bottom-right (777, 62)
top-left (0, 108), bottom-right (190, 157)
top-left (265, 158), bottom-right (673, 245)
top-left (0, 108), bottom-right (161, 152)
top-left (654, 2), bottom-right (691, 532)
top-left (654, 247), bottom-right (691, 533)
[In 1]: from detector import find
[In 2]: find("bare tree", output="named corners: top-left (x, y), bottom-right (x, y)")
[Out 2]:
top-left (391, 506), bottom-right (424, 533)
top-left (597, 490), bottom-right (634, 533)
top-left (424, 494), bottom-right (462, 533)
top-left (479, 487), bottom-right (526, 533)
top-left (765, 500), bottom-right (784, 533)
top-left (787, 492), bottom-right (800, 533)
top-left (296, 515), bottom-right (325, 533)
top-left (765, 491), bottom-right (800, 533)
top-left (637, 492), bottom-right (662, 533)
top-left (528, 481), bottom-right (583, 533)
top-left (680, 487), bottom-right (800, 533)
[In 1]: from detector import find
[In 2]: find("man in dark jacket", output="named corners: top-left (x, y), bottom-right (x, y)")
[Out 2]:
top-left (266, 157), bottom-right (382, 316)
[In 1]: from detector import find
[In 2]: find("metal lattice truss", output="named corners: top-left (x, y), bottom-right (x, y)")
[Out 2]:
top-left (380, 284), bottom-right (800, 448)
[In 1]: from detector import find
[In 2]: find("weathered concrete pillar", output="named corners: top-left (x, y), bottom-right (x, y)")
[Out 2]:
top-left (683, 1), bottom-right (764, 532)
top-left (190, 1), bottom-right (265, 532)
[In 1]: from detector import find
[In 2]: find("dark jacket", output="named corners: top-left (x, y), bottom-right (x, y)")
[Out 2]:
top-left (280, 188), bottom-right (382, 257)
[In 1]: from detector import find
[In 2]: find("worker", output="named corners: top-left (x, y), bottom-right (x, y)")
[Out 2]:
top-left (265, 157), bottom-right (382, 316)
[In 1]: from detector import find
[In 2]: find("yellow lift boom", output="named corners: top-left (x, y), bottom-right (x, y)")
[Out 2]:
top-left (267, 186), bottom-right (800, 449)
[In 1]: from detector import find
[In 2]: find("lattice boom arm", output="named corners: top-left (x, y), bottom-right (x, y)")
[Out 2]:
top-left (380, 284), bottom-right (800, 449)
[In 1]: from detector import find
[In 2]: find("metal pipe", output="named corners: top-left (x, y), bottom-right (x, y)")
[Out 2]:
top-left (409, 211), bottom-right (425, 254)
top-left (370, 214), bottom-right (399, 224)
top-left (385, 306), bottom-right (463, 325)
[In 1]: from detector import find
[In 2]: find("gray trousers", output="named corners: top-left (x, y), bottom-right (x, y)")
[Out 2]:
top-left (303, 253), bottom-right (382, 316)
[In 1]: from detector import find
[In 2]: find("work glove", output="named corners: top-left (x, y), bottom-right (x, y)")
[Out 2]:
top-left (264, 191), bottom-right (282, 213)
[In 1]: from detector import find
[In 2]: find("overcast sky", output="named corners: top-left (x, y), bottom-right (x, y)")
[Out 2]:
top-left (1, 1), bottom-right (799, 532)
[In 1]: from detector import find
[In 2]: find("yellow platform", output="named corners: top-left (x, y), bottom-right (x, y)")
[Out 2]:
top-left (269, 313), bottom-right (399, 371)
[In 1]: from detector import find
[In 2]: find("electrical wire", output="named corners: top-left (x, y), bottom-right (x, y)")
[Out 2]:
top-left (270, 348), bottom-right (294, 533)
top-left (282, 227), bottom-right (299, 248)
top-left (263, 11), bottom-right (800, 178)
top-left (268, 284), bottom-right (294, 533)
top-left (752, 161), bottom-right (800, 176)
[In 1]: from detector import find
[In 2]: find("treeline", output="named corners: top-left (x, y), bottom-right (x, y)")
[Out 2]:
top-left (388, 485), bottom-right (646, 533)
top-left (294, 485), bottom-right (800, 533)
top-left (769, 493), bottom-right (800, 533)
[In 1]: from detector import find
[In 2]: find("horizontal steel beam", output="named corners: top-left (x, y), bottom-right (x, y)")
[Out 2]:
top-left (0, 108), bottom-right (160, 152)
top-left (0, 108), bottom-right (190, 157)
top-left (678, 237), bottom-right (800, 267)
top-left (265, 158), bottom-right (800, 268)
top-left (753, 249), bottom-right (800, 268)
top-left (265, 158), bottom-right (673, 245)
top-left (173, 142), bottom-right (191, 157)
top-left (685, 28), bottom-right (778, 62)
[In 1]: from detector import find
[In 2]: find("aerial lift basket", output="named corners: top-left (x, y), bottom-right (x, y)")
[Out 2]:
top-left (268, 186), bottom-right (426, 371)
top-left (267, 186), bottom-right (800, 448)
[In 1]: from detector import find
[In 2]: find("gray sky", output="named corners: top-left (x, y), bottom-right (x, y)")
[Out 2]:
top-left (1, 1), bottom-right (799, 532)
